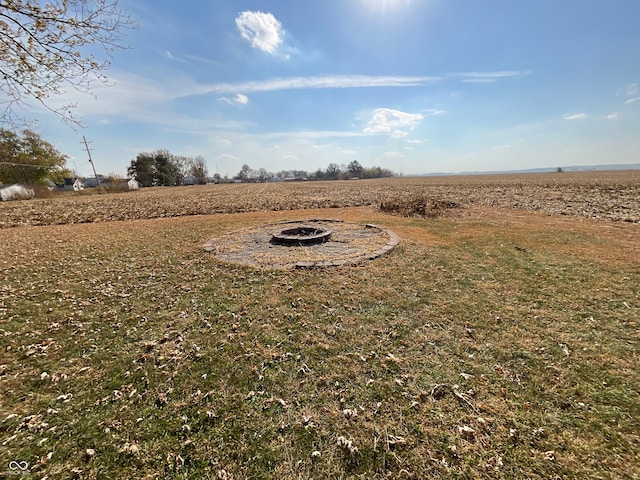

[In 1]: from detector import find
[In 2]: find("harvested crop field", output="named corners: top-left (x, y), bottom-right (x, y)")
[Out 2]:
top-left (0, 170), bottom-right (639, 228)
top-left (1, 171), bottom-right (639, 479)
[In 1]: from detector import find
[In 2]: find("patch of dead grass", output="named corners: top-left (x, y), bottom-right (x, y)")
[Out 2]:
top-left (0, 199), bottom-right (638, 479)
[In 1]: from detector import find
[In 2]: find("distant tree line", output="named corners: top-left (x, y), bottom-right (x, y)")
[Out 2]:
top-left (234, 160), bottom-right (394, 182)
top-left (127, 151), bottom-right (394, 187)
top-left (127, 150), bottom-right (208, 187)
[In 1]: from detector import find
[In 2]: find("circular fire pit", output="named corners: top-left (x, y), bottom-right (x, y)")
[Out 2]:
top-left (271, 226), bottom-right (332, 245)
top-left (204, 219), bottom-right (400, 269)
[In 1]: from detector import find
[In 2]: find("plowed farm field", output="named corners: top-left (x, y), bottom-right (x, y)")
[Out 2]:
top-left (1, 170), bottom-right (638, 227)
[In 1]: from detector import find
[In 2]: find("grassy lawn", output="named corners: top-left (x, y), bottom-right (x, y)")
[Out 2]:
top-left (1, 205), bottom-right (638, 479)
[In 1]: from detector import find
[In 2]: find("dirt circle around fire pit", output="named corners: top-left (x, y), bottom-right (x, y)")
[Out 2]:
top-left (203, 219), bottom-right (400, 269)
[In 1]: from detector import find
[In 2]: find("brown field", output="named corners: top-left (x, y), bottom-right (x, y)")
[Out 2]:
top-left (1, 170), bottom-right (639, 228)
top-left (1, 170), bottom-right (639, 479)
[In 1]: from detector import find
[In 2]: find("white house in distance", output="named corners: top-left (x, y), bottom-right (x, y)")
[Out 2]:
top-left (56, 177), bottom-right (83, 191)
top-left (127, 178), bottom-right (139, 190)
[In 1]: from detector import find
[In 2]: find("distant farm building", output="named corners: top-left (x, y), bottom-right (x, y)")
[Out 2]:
top-left (57, 177), bottom-right (84, 191)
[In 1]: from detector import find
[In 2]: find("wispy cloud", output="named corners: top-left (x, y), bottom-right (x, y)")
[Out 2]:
top-left (605, 112), bottom-right (618, 120)
top-left (220, 94), bottom-right (249, 105)
top-left (492, 144), bottom-right (512, 149)
top-left (43, 66), bottom-right (524, 132)
top-left (391, 130), bottom-right (409, 139)
top-left (461, 78), bottom-right (498, 84)
top-left (165, 51), bottom-right (221, 67)
top-left (236, 11), bottom-right (285, 56)
top-left (424, 108), bottom-right (445, 116)
top-left (254, 130), bottom-right (368, 141)
top-left (364, 108), bottom-right (423, 136)
top-left (451, 70), bottom-right (526, 83)
top-left (619, 83), bottom-right (639, 104)
top-left (165, 50), bottom-right (179, 61)
top-left (47, 69), bottom-right (517, 121)
top-left (563, 113), bottom-right (587, 120)
top-left (200, 75), bottom-right (439, 95)
top-left (216, 154), bottom-right (239, 161)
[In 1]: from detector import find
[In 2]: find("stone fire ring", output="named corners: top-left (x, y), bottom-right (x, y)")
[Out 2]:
top-left (271, 225), bottom-right (332, 246)
top-left (203, 219), bottom-right (400, 269)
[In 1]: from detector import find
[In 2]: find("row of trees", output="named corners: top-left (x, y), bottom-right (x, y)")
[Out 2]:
top-left (314, 160), bottom-right (395, 180)
top-left (127, 150), bottom-right (209, 187)
top-left (0, 133), bottom-right (396, 190)
top-left (234, 160), bottom-right (394, 182)
top-left (0, 129), bottom-right (71, 184)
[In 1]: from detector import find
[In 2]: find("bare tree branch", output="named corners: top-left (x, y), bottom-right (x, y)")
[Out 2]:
top-left (0, 0), bottom-right (137, 127)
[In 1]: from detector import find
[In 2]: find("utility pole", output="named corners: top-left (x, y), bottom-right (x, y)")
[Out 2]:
top-left (82, 136), bottom-right (100, 187)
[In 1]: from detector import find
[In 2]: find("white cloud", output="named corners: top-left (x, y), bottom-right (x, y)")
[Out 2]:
top-left (341, 149), bottom-right (356, 155)
top-left (256, 130), bottom-right (367, 141)
top-left (236, 11), bottom-right (284, 55)
top-left (165, 50), bottom-right (221, 66)
top-left (424, 108), bottom-right (445, 116)
top-left (220, 93), bottom-right (249, 105)
top-left (201, 75), bottom-right (438, 95)
top-left (619, 83), bottom-right (639, 104)
top-left (216, 154), bottom-right (238, 161)
top-left (407, 138), bottom-right (429, 144)
top-left (462, 78), bottom-right (498, 84)
top-left (605, 112), bottom-right (618, 120)
top-left (452, 70), bottom-right (526, 83)
top-left (391, 130), bottom-right (409, 139)
top-left (212, 138), bottom-right (232, 148)
top-left (492, 144), bottom-right (512, 150)
top-left (563, 113), bottom-right (587, 120)
top-left (364, 108), bottom-right (423, 136)
top-left (384, 151), bottom-right (403, 158)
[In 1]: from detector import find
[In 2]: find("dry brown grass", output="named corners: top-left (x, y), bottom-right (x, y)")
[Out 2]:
top-left (0, 173), bottom-right (639, 479)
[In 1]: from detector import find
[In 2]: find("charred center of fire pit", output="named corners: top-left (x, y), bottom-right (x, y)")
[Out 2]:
top-left (271, 226), bottom-right (332, 245)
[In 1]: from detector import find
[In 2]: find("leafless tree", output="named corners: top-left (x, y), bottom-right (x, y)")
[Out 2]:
top-left (0, 0), bottom-right (136, 126)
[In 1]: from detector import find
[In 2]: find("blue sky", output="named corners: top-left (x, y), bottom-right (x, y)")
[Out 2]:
top-left (28, 0), bottom-right (640, 177)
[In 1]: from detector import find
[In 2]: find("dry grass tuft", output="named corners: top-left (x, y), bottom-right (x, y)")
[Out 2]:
top-left (379, 197), bottom-right (461, 218)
